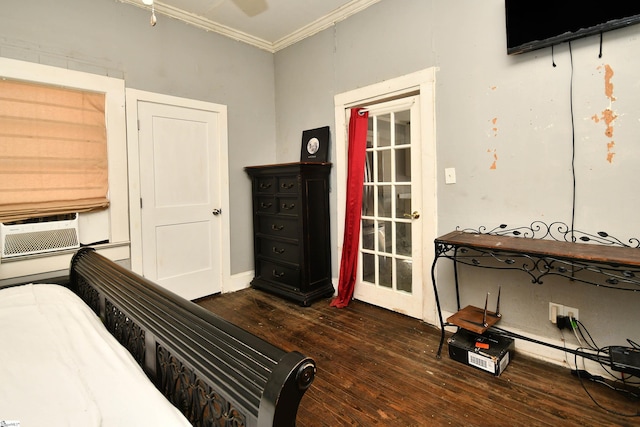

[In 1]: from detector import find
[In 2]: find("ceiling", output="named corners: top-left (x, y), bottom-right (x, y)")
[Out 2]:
top-left (120, 0), bottom-right (381, 52)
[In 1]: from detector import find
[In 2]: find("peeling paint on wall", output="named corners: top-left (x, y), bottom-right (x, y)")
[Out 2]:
top-left (599, 108), bottom-right (617, 138)
top-left (607, 141), bottom-right (616, 163)
top-left (491, 117), bottom-right (498, 137)
top-left (591, 64), bottom-right (617, 163)
top-left (488, 148), bottom-right (497, 169)
top-left (602, 64), bottom-right (616, 102)
top-left (487, 86), bottom-right (498, 169)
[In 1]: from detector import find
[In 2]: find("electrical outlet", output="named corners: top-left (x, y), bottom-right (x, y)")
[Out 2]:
top-left (564, 305), bottom-right (579, 321)
top-left (549, 302), bottom-right (579, 324)
top-left (549, 302), bottom-right (562, 324)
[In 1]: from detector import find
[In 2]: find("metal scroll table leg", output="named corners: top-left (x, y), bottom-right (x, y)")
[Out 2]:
top-left (431, 249), bottom-right (446, 358)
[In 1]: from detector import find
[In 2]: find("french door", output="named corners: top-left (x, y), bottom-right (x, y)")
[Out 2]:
top-left (334, 68), bottom-right (437, 322)
top-left (353, 96), bottom-right (424, 318)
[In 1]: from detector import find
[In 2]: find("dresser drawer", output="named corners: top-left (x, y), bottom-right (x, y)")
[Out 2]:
top-left (257, 216), bottom-right (298, 239)
top-left (277, 196), bottom-right (299, 216)
top-left (256, 196), bottom-right (300, 216)
top-left (256, 176), bottom-right (276, 194)
top-left (277, 176), bottom-right (298, 193)
top-left (257, 237), bottom-right (299, 264)
top-left (257, 259), bottom-right (300, 289)
top-left (256, 196), bottom-right (277, 214)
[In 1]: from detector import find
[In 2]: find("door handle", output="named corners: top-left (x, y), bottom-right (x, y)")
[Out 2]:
top-left (212, 209), bottom-right (222, 215)
top-left (403, 211), bottom-right (420, 219)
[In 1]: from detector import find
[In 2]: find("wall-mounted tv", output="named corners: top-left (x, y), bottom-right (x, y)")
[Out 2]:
top-left (505, 1), bottom-right (640, 55)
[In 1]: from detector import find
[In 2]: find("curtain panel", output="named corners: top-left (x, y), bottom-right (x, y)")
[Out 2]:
top-left (0, 79), bottom-right (109, 223)
top-left (331, 108), bottom-right (369, 308)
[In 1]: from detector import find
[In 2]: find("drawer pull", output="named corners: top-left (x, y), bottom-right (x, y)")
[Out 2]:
top-left (271, 224), bottom-right (284, 231)
top-left (260, 202), bottom-right (273, 209)
top-left (281, 203), bottom-right (296, 210)
top-left (281, 182), bottom-right (295, 190)
top-left (259, 182), bottom-right (272, 190)
top-left (272, 269), bottom-right (285, 278)
top-left (272, 246), bottom-right (285, 254)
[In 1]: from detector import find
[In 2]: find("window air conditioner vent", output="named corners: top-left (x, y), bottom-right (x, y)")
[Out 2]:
top-left (1, 214), bottom-right (80, 258)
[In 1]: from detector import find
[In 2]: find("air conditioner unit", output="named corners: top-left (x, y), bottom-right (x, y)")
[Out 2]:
top-left (1, 214), bottom-right (80, 259)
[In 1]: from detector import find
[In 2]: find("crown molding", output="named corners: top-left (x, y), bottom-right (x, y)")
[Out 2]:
top-left (119, 0), bottom-right (273, 51)
top-left (272, 0), bottom-right (381, 51)
top-left (118, 0), bottom-right (380, 53)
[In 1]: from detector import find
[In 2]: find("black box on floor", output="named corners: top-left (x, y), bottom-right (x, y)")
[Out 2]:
top-left (448, 329), bottom-right (514, 376)
top-left (609, 346), bottom-right (640, 377)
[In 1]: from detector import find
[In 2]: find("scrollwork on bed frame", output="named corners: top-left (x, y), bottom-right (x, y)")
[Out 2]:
top-left (105, 300), bottom-right (146, 366)
top-left (76, 278), bottom-right (99, 313)
top-left (76, 277), bottom-right (147, 367)
top-left (69, 248), bottom-right (315, 427)
top-left (157, 346), bottom-right (246, 426)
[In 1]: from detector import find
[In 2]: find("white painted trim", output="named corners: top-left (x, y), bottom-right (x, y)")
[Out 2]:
top-left (0, 58), bottom-right (129, 279)
top-left (333, 67), bottom-right (438, 323)
top-left (0, 59), bottom-right (129, 245)
top-left (117, 0), bottom-right (381, 53)
top-left (273, 0), bottom-right (383, 51)
top-left (0, 244), bottom-right (130, 282)
top-left (226, 270), bottom-right (254, 294)
top-left (119, 0), bottom-right (273, 51)
top-left (124, 89), bottom-right (232, 292)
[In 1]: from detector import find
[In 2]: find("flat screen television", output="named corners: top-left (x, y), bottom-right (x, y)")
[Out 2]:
top-left (505, 1), bottom-right (640, 55)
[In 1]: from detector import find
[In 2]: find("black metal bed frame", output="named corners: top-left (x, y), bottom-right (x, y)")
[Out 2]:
top-left (69, 247), bottom-right (315, 427)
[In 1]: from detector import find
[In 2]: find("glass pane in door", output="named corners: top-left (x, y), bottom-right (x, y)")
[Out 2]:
top-left (360, 108), bottom-right (414, 294)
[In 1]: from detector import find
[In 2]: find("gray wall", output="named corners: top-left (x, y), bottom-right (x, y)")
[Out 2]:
top-left (0, 0), bottom-right (274, 274)
top-left (2, 0), bottom-right (639, 358)
top-left (275, 0), bottom-right (437, 278)
top-left (274, 0), bottom-right (639, 353)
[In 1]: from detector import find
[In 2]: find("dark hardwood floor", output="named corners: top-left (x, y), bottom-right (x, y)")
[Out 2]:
top-left (197, 289), bottom-right (639, 426)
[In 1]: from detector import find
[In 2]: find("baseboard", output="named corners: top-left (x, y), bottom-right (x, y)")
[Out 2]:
top-left (225, 272), bottom-right (338, 298)
top-left (224, 270), bottom-right (254, 294)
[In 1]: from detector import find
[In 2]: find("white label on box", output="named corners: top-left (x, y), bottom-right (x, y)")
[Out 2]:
top-left (468, 351), bottom-right (495, 373)
top-left (498, 351), bottom-right (510, 374)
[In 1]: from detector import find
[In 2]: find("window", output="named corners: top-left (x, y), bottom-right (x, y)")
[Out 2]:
top-left (0, 78), bottom-right (109, 223)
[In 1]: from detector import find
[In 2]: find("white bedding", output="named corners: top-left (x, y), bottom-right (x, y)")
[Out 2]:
top-left (0, 283), bottom-right (193, 427)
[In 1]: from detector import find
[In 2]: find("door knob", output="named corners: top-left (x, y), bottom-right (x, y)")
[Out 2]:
top-left (212, 209), bottom-right (222, 215)
top-left (403, 211), bottom-right (420, 219)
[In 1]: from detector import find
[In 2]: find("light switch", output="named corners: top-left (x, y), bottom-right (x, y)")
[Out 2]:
top-left (444, 168), bottom-right (456, 184)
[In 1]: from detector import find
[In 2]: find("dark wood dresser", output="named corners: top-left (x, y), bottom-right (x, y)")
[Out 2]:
top-left (245, 162), bottom-right (335, 306)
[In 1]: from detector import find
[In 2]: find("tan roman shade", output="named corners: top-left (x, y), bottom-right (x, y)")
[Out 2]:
top-left (0, 78), bottom-right (109, 223)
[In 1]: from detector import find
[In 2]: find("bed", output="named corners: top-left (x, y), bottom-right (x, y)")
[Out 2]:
top-left (0, 248), bottom-right (316, 427)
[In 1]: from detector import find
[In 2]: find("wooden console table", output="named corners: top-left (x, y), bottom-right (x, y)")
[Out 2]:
top-left (430, 223), bottom-right (640, 358)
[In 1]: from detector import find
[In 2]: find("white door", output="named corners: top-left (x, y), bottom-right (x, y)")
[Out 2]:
top-left (334, 68), bottom-right (437, 323)
top-left (137, 101), bottom-right (222, 300)
top-left (353, 97), bottom-right (424, 318)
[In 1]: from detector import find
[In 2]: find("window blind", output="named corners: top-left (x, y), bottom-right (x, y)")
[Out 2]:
top-left (0, 78), bottom-right (109, 223)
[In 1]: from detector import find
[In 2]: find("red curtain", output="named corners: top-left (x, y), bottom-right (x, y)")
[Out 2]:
top-left (331, 108), bottom-right (369, 308)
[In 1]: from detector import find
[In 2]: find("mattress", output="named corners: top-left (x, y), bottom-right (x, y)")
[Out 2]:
top-left (0, 283), bottom-right (193, 427)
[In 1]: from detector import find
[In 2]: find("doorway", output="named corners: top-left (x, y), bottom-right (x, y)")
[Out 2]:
top-left (333, 68), bottom-right (437, 322)
top-left (125, 90), bottom-right (230, 301)
top-left (356, 96), bottom-right (423, 317)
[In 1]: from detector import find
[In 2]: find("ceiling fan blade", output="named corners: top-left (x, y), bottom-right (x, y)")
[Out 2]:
top-left (230, 0), bottom-right (268, 17)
